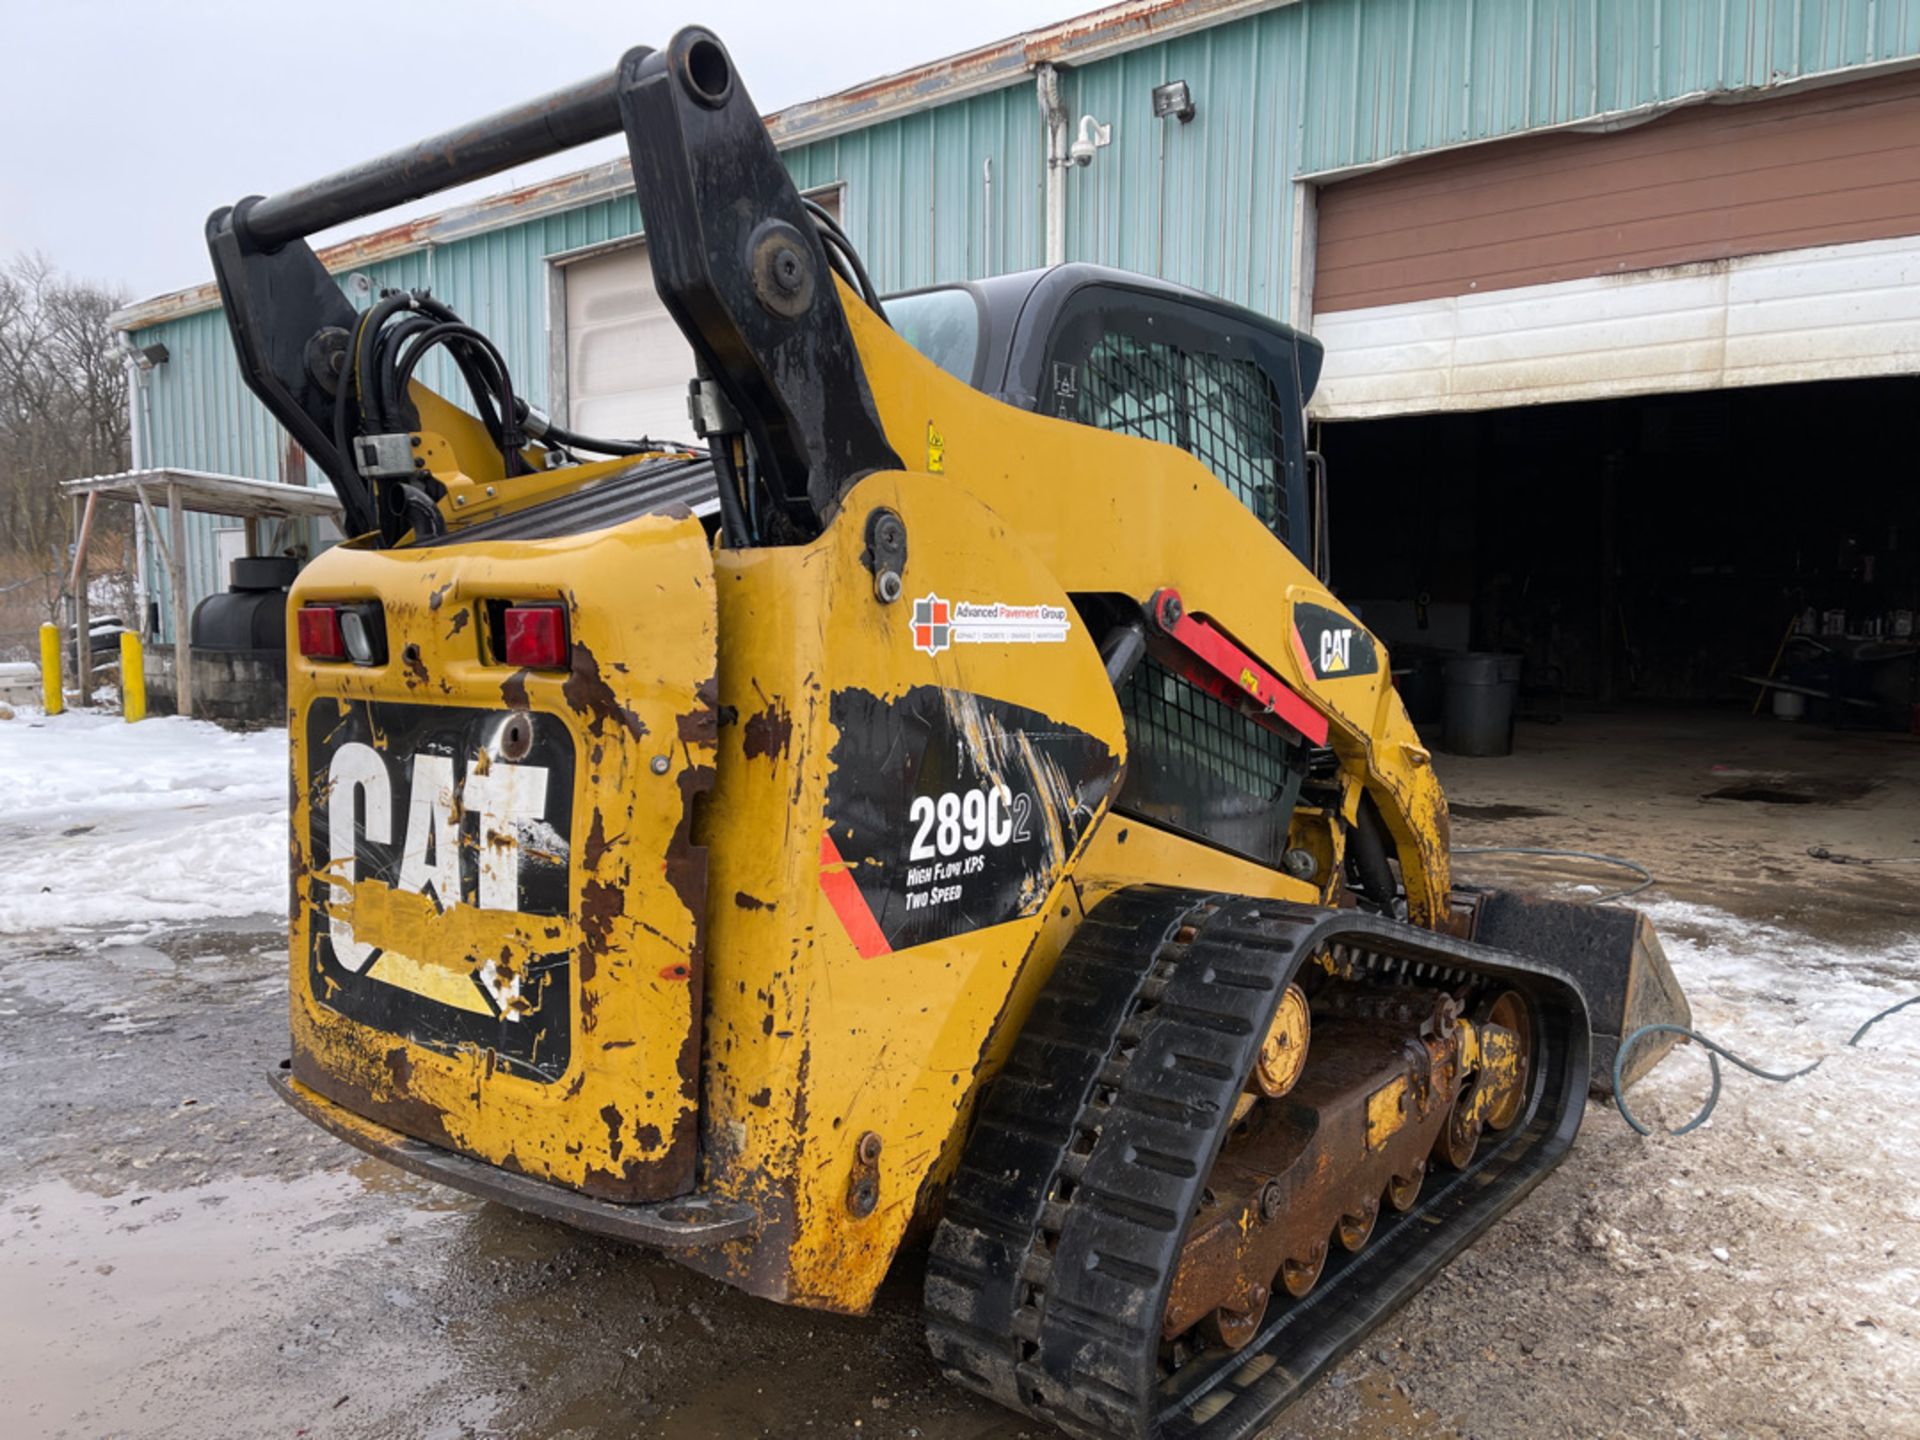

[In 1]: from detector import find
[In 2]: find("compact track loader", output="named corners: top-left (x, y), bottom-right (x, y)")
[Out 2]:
top-left (211, 30), bottom-right (1690, 1437)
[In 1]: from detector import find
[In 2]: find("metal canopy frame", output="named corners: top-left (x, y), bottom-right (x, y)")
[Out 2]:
top-left (57, 468), bottom-right (341, 718)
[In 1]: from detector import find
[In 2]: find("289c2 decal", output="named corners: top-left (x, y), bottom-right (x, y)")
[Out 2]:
top-left (907, 784), bottom-right (1033, 861)
top-left (822, 686), bottom-right (1119, 953)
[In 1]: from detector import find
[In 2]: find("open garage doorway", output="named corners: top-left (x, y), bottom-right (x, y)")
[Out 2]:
top-left (1316, 376), bottom-right (1920, 737)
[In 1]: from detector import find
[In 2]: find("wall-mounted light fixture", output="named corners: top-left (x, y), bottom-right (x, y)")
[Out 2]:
top-left (129, 342), bottom-right (170, 372)
top-left (1152, 79), bottom-right (1196, 123)
top-left (1068, 114), bottom-right (1112, 166)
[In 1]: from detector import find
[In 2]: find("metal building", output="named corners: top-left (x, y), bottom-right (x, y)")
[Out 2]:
top-left (114, 0), bottom-right (1920, 717)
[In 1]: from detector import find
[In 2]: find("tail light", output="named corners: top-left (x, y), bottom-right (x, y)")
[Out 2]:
top-left (297, 605), bottom-right (345, 661)
top-left (298, 603), bottom-right (385, 665)
top-left (502, 604), bottom-right (570, 669)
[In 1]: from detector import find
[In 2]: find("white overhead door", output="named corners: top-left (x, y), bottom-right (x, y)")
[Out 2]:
top-left (1309, 71), bottom-right (1920, 419)
top-left (561, 189), bottom-right (841, 445)
top-left (564, 242), bottom-right (698, 444)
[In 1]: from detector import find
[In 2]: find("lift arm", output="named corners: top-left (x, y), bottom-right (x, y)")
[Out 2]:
top-left (206, 29), bottom-right (898, 541)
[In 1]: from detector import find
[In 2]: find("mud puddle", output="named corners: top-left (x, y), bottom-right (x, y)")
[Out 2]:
top-left (1, 1162), bottom-right (478, 1440)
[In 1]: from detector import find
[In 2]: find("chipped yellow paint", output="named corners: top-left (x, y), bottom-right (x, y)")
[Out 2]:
top-left (687, 473), bottom-right (1127, 1308)
top-left (287, 508), bottom-right (716, 1203)
top-left (1365, 1075), bottom-right (1411, 1152)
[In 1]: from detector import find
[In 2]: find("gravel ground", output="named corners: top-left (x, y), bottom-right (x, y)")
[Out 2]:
top-left (2, 710), bottom-right (1915, 1439)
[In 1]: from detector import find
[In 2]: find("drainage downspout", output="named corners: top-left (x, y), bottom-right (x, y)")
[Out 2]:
top-left (122, 345), bottom-right (152, 640)
top-left (981, 156), bottom-right (993, 275)
top-left (1036, 63), bottom-right (1067, 266)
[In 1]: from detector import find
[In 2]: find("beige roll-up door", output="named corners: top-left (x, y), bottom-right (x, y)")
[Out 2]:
top-left (1308, 72), bottom-right (1920, 418)
top-left (561, 188), bottom-right (842, 444)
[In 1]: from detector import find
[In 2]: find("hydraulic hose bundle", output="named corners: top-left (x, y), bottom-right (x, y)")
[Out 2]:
top-left (330, 198), bottom-right (886, 547)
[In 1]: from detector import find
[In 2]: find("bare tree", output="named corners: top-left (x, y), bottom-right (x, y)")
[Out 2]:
top-left (0, 254), bottom-right (131, 627)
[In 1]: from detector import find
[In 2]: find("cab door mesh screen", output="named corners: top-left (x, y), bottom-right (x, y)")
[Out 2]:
top-left (1116, 655), bottom-right (1301, 865)
top-left (1070, 333), bottom-right (1291, 538)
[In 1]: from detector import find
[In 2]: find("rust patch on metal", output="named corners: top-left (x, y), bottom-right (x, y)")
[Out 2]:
top-left (446, 608), bottom-right (470, 639)
top-left (679, 676), bottom-right (721, 745)
top-left (427, 582), bottom-right (451, 612)
top-left (500, 669), bottom-right (531, 711)
top-left (293, 1046), bottom-right (455, 1155)
top-left (748, 1087), bottom-right (772, 1108)
top-left (578, 877), bottom-right (625, 959)
top-left (742, 701), bottom-right (792, 761)
top-left (734, 890), bottom-right (774, 912)
top-left (600, 1103), bottom-right (625, 1164)
top-left (634, 1122), bottom-right (664, 1152)
top-left (664, 765), bottom-right (714, 922)
top-left (402, 645), bottom-right (429, 687)
top-left (383, 1045), bottom-right (414, 1089)
top-left (562, 642), bottom-right (647, 741)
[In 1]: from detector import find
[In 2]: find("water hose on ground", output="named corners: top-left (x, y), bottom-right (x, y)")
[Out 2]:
top-left (1612, 996), bottom-right (1920, 1136)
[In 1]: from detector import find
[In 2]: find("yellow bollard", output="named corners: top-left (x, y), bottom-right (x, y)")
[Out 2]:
top-left (120, 631), bottom-right (146, 723)
top-left (39, 623), bottom-right (63, 716)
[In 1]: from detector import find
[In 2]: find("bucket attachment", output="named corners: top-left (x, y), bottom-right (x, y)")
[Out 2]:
top-left (1469, 890), bottom-right (1692, 1096)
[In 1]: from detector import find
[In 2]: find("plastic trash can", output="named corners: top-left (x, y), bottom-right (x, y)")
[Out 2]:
top-left (1441, 652), bottom-right (1522, 756)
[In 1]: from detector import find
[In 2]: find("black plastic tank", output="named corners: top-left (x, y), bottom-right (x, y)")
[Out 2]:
top-left (190, 555), bottom-right (298, 671)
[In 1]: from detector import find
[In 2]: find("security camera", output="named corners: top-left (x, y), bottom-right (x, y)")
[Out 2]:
top-left (1069, 114), bottom-right (1111, 167)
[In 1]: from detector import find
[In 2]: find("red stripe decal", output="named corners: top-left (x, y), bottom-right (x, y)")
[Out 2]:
top-left (1291, 624), bottom-right (1315, 677)
top-left (818, 833), bottom-right (892, 958)
top-left (1153, 589), bottom-right (1331, 747)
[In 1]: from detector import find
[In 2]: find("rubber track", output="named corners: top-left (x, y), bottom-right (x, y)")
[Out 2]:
top-left (924, 886), bottom-right (1591, 1440)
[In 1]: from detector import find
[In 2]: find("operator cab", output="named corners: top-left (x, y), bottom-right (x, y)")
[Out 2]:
top-left (884, 264), bottom-right (1326, 571)
top-left (888, 266), bottom-right (1330, 872)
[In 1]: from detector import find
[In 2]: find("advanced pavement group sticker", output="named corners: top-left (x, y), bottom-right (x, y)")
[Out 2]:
top-left (910, 594), bottom-right (1071, 656)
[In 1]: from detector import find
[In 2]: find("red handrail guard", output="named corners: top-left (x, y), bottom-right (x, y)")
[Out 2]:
top-left (1148, 587), bottom-right (1330, 747)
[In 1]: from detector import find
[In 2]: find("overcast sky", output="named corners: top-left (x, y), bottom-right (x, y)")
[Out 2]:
top-left (3, 0), bottom-right (1089, 303)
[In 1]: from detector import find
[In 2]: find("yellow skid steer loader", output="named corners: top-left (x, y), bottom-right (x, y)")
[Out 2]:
top-left (206, 29), bottom-right (1690, 1438)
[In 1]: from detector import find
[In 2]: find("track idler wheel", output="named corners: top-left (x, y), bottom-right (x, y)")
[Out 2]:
top-left (1481, 990), bottom-right (1534, 1132)
top-left (1386, 1162), bottom-right (1425, 1213)
top-left (1434, 989), bottom-right (1533, 1169)
top-left (1279, 1239), bottom-right (1327, 1299)
top-left (1202, 1288), bottom-right (1270, 1352)
top-left (1253, 983), bottom-right (1310, 1098)
top-left (1336, 1197), bottom-right (1379, 1252)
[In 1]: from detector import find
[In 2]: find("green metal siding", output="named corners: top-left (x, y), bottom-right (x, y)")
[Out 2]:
top-left (1297, 0), bottom-right (1920, 173)
top-left (1061, 9), bottom-right (1309, 313)
top-left (785, 80), bottom-right (1048, 287)
top-left (130, 0), bottom-right (1920, 634)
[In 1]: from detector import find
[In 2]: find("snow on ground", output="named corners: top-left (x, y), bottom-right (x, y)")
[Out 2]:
top-left (0, 710), bottom-right (286, 934)
top-left (1612, 897), bottom-right (1920, 1361)
top-left (1623, 896), bottom-right (1920, 1199)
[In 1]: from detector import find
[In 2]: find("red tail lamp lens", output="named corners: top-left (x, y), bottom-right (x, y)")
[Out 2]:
top-left (503, 605), bottom-right (569, 669)
top-left (297, 605), bottom-right (345, 661)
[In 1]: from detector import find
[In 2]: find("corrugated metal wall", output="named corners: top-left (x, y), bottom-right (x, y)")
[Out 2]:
top-left (130, 0), bottom-right (1920, 632)
top-left (1296, 0), bottom-right (1920, 174)
top-left (786, 82), bottom-right (1049, 287)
